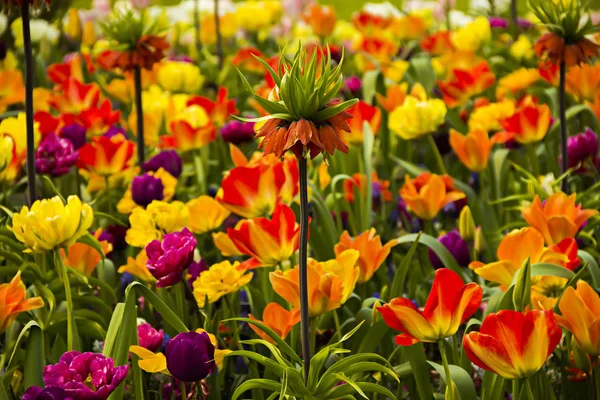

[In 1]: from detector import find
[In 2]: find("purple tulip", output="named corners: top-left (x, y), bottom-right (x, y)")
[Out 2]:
top-left (145, 228), bottom-right (197, 288)
top-left (35, 133), bottom-right (79, 177)
top-left (429, 229), bottom-right (470, 269)
top-left (60, 124), bottom-right (87, 150)
top-left (43, 351), bottom-right (128, 400)
top-left (138, 323), bottom-right (164, 352)
top-left (104, 126), bottom-right (126, 139)
top-left (166, 331), bottom-right (216, 382)
top-left (100, 225), bottom-right (128, 251)
top-left (220, 120), bottom-right (256, 145)
top-left (567, 128), bottom-right (598, 169)
top-left (187, 259), bottom-right (208, 286)
top-left (131, 174), bottom-right (165, 207)
top-left (23, 386), bottom-right (73, 400)
top-left (488, 17), bottom-right (509, 28)
top-left (344, 76), bottom-right (362, 93)
top-left (142, 150), bottom-right (183, 178)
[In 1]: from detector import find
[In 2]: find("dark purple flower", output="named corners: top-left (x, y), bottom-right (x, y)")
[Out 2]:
top-left (166, 331), bottom-right (216, 382)
top-left (60, 124), bottom-right (87, 150)
top-left (104, 126), bottom-right (126, 139)
top-left (102, 225), bottom-right (128, 251)
top-left (220, 120), bottom-right (256, 145)
top-left (429, 229), bottom-right (470, 269)
top-left (137, 323), bottom-right (164, 352)
top-left (145, 228), bottom-right (197, 288)
top-left (488, 17), bottom-right (509, 28)
top-left (344, 76), bottom-right (361, 93)
top-left (23, 386), bottom-right (73, 400)
top-left (142, 150), bottom-right (183, 178)
top-left (131, 174), bottom-right (165, 207)
top-left (567, 127), bottom-right (598, 169)
top-left (187, 259), bottom-right (208, 286)
top-left (43, 351), bottom-right (128, 400)
top-left (35, 133), bottom-right (79, 177)
top-left (517, 18), bottom-right (534, 30)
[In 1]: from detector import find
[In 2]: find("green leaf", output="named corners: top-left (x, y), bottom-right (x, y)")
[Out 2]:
top-left (39, 175), bottom-right (66, 203)
top-left (578, 250), bottom-right (600, 290)
top-left (362, 70), bottom-right (381, 104)
top-left (314, 99), bottom-right (359, 121)
top-left (225, 350), bottom-right (285, 377)
top-left (4, 322), bottom-right (43, 388)
top-left (405, 343), bottom-right (434, 400)
top-left (232, 379), bottom-right (283, 400)
top-left (428, 361), bottom-right (477, 400)
top-left (509, 263), bottom-right (575, 287)
top-left (75, 232), bottom-right (106, 260)
top-left (547, 104), bottom-right (600, 138)
top-left (102, 303), bottom-right (124, 357)
top-left (389, 232), bottom-right (421, 300)
top-left (324, 381), bottom-right (397, 400)
top-left (396, 233), bottom-right (464, 277)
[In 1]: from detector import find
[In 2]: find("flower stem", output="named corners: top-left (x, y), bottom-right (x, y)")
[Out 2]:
top-left (522, 378), bottom-right (534, 400)
top-left (526, 144), bottom-right (539, 178)
top-left (437, 339), bottom-right (453, 400)
top-left (180, 381), bottom-right (187, 400)
top-left (333, 309), bottom-right (342, 341)
top-left (512, 378), bottom-right (520, 400)
top-left (594, 357), bottom-right (600, 400)
top-left (426, 134), bottom-right (447, 175)
top-left (214, 0), bottom-right (223, 70)
top-left (194, 0), bottom-right (202, 56)
top-left (510, 0), bottom-right (519, 38)
top-left (559, 60), bottom-right (568, 193)
top-left (193, 150), bottom-right (206, 194)
top-left (21, 2), bottom-right (36, 206)
top-left (175, 281), bottom-right (187, 326)
top-left (55, 249), bottom-right (75, 350)
top-left (298, 157), bottom-right (312, 382)
top-left (134, 66), bottom-right (145, 165)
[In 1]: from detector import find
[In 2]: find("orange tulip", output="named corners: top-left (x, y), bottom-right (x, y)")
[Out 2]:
top-left (343, 101), bottom-right (382, 143)
top-left (469, 227), bottom-right (570, 290)
top-left (216, 156), bottom-right (298, 218)
top-left (249, 302), bottom-right (300, 343)
top-left (556, 280), bottom-right (600, 356)
top-left (566, 62), bottom-right (600, 102)
top-left (498, 96), bottom-right (551, 144)
top-left (334, 229), bottom-right (397, 283)
top-left (48, 78), bottom-right (101, 115)
top-left (495, 68), bottom-right (540, 100)
top-left (227, 203), bottom-right (300, 269)
top-left (352, 10), bottom-right (393, 35)
top-left (0, 70), bottom-right (25, 113)
top-left (463, 310), bottom-right (562, 379)
top-left (438, 61), bottom-right (496, 108)
top-left (76, 133), bottom-right (136, 177)
top-left (449, 128), bottom-right (499, 172)
top-left (270, 249), bottom-right (359, 317)
top-left (62, 229), bottom-right (113, 276)
top-left (399, 172), bottom-right (465, 220)
top-left (303, 3), bottom-right (337, 38)
top-left (0, 272), bottom-right (44, 333)
top-left (420, 31), bottom-right (454, 56)
top-left (344, 172), bottom-right (392, 204)
top-left (522, 193), bottom-right (598, 245)
top-left (186, 88), bottom-right (238, 128)
top-left (377, 268), bottom-right (481, 346)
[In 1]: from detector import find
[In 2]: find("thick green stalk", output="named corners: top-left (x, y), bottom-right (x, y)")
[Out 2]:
top-left (299, 157), bottom-right (312, 382)
top-left (21, 2), bottom-right (37, 205)
top-left (559, 60), bottom-right (568, 193)
top-left (438, 340), bottom-right (454, 400)
top-left (426, 134), bottom-right (447, 175)
top-left (55, 249), bottom-right (75, 350)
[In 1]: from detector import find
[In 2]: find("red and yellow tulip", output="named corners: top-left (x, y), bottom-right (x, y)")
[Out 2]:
top-left (378, 268), bottom-right (482, 346)
top-left (161, 105), bottom-right (217, 152)
top-left (344, 172), bottom-right (392, 204)
top-left (249, 302), bottom-right (300, 343)
top-left (463, 310), bottom-right (562, 379)
top-left (48, 78), bottom-right (101, 115)
top-left (498, 96), bottom-right (551, 144)
top-left (522, 193), bottom-right (598, 245)
top-left (438, 61), bottom-right (495, 108)
top-left (227, 203), bottom-right (300, 269)
top-left (0, 272), bottom-right (44, 333)
top-left (342, 101), bottom-right (382, 144)
top-left (399, 172), bottom-right (465, 220)
top-left (303, 3), bottom-right (337, 38)
top-left (187, 88), bottom-right (238, 128)
top-left (77, 133), bottom-right (136, 177)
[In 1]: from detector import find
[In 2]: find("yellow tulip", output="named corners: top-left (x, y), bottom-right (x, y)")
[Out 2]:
top-left (118, 250), bottom-right (156, 282)
top-left (389, 96), bottom-right (447, 140)
top-left (125, 201), bottom-right (190, 248)
top-left (451, 16), bottom-right (491, 52)
top-left (64, 8), bottom-right (82, 40)
top-left (11, 196), bottom-right (93, 253)
top-left (82, 21), bottom-right (96, 48)
top-left (187, 196), bottom-right (231, 234)
top-left (156, 61), bottom-right (204, 94)
top-left (193, 261), bottom-right (253, 308)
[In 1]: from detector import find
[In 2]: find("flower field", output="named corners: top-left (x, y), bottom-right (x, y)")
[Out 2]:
top-left (1, 0), bottom-right (600, 399)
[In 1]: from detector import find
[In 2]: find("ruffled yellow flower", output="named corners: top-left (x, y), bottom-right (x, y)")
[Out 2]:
top-left (468, 100), bottom-right (515, 132)
top-left (187, 196), bottom-right (231, 234)
top-left (389, 96), bottom-right (447, 140)
top-left (451, 16), bottom-right (491, 52)
top-left (117, 168), bottom-right (178, 214)
top-left (125, 201), bottom-right (190, 248)
top-left (156, 61), bottom-right (204, 94)
top-left (11, 196), bottom-right (93, 253)
top-left (193, 261), bottom-right (253, 308)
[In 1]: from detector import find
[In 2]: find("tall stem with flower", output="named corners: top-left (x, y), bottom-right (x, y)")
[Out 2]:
top-left (20, 2), bottom-right (36, 205)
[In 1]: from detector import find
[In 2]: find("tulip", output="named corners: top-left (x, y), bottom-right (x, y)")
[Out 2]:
top-left (64, 8), bottom-right (82, 40)
top-left (429, 230), bottom-right (470, 269)
top-left (60, 123), bottom-right (86, 150)
top-left (220, 120), bottom-right (256, 145)
top-left (449, 128), bottom-right (497, 172)
top-left (459, 206), bottom-right (476, 240)
top-left (77, 134), bottom-right (136, 177)
top-left (343, 172), bottom-right (392, 206)
top-left (270, 249), bottom-right (359, 317)
top-left (43, 351), bottom-right (128, 399)
top-left (566, 63), bottom-right (600, 102)
top-left (0, 271), bottom-right (44, 333)
top-left (212, 231), bottom-right (244, 257)
top-left (165, 332), bottom-right (216, 382)
top-left (227, 203), bottom-right (300, 269)
top-left (11, 195), bottom-right (93, 252)
top-left (186, 196), bottom-right (231, 234)
top-left (142, 150), bottom-right (182, 178)
top-left (131, 174), bottom-right (164, 207)
top-left (463, 310), bottom-right (562, 379)
top-left (118, 250), bottom-right (155, 282)
top-left (499, 96), bottom-right (551, 144)
top-left (34, 133), bottom-right (78, 177)
top-left (161, 105), bottom-right (216, 152)
top-left (187, 88), bottom-right (238, 128)
top-left (193, 261), bottom-right (253, 308)
top-left (399, 172), bottom-right (466, 220)
top-left (145, 228), bottom-right (197, 288)
top-left (137, 323), bottom-right (164, 352)
top-left (567, 128), bottom-right (598, 169)
top-left (23, 386), bottom-right (71, 400)
top-left (303, 3), bottom-right (337, 38)
top-left (438, 62), bottom-right (496, 109)
top-left (126, 200), bottom-right (190, 248)
top-left (62, 229), bottom-right (112, 276)
top-left (495, 68), bottom-right (540, 100)
top-left (522, 193), bottom-right (598, 245)
top-left (344, 76), bottom-right (361, 93)
top-left (334, 229), bottom-right (397, 283)
top-left (378, 269), bottom-right (481, 346)
top-left (342, 101), bottom-right (382, 143)
top-left (156, 61), bottom-right (204, 94)
top-left (249, 302), bottom-right (301, 343)
top-left (389, 95), bottom-right (447, 140)
top-left (450, 16), bottom-right (491, 52)
top-left (556, 280), bottom-right (600, 356)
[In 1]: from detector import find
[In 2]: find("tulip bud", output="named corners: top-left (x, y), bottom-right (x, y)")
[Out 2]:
top-left (65, 8), bottom-right (82, 40)
top-left (474, 226), bottom-right (485, 253)
top-left (571, 336), bottom-right (591, 373)
top-left (82, 21), bottom-right (96, 48)
top-left (372, 299), bottom-right (381, 325)
top-left (459, 206), bottom-right (476, 240)
top-left (512, 257), bottom-right (531, 311)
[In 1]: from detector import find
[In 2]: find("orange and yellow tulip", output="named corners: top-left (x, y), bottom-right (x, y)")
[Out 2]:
top-left (161, 105), bottom-right (217, 152)
top-left (463, 310), bottom-right (562, 379)
top-left (0, 271), bottom-right (44, 333)
top-left (469, 227), bottom-right (570, 290)
top-left (0, 70), bottom-right (25, 113)
top-left (187, 196), bottom-right (231, 234)
top-left (566, 62), bottom-right (600, 102)
top-left (186, 88), bottom-right (238, 128)
top-left (522, 193), bottom-right (598, 245)
top-left (344, 172), bottom-right (392, 204)
top-left (342, 101), bottom-right (382, 143)
top-left (249, 302), bottom-right (300, 343)
top-left (449, 128), bottom-right (498, 172)
top-left (77, 134), bottom-right (136, 177)
top-left (228, 203), bottom-right (300, 269)
top-left (438, 61), bottom-right (495, 109)
top-left (48, 78), bottom-right (101, 115)
top-left (556, 280), bottom-right (600, 356)
top-left (399, 172), bottom-right (465, 220)
top-left (270, 249), bottom-right (359, 317)
top-left (62, 229), bottom-right (113, 276)
top-left (303, 3), bottom-right (337, 38)
top-left (334, 229), bottom-right (397, 283)
top-left (377, 268), bottom-right (482, 346)
top-left (498, 96), bottom-right (551, 144)
top-left (495, 68), bottom-right (540, 100)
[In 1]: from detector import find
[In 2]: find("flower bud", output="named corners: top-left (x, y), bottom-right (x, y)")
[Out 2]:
top-left (512, 257), bottom-right (531, 311)
top-left (459, 206), bottom-right (476, 240)
top-left (571, 335), bottom-right (591, 373)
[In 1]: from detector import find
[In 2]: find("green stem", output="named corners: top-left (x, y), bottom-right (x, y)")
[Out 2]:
top-left (175, 281), bottom-right (187, 326)
top-left (332, 309), bottom-right (342, 341)
top-left (104, 176), bottom-right (112, 214)
top-left (214, 0), bottom-right (223, 70)
top-left (526, 144), bottom-right (539, 178)
top-left (426, 134), bottom-right (448, 175)
top-left (193, 150), bottom-right (206, 194)
top-left (438, 339), bottom-right (454, 400)
top-left (55, 249), bottom-right (74, 350)
top-left (594, 358), bottom-right (600, 400)
top-left (310, 317), bottom-right (317, 360)
top-left (522, 378), bottom-right (534, 400)
top-left (180, 381), bottom-right (187, 400)
top-left (559, 60), bottom-right (569, 193)
top-left (134, 66), bottom-right (145, 164)
top-left (512, 378), bottom-right (520, 400)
